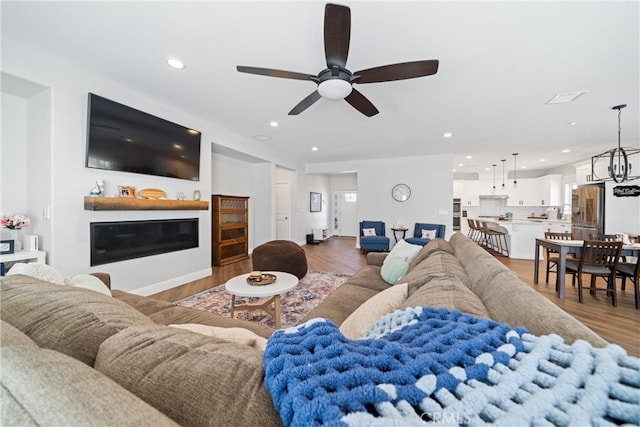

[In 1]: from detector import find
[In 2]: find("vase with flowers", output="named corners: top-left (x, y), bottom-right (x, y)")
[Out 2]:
top-left (1, 213), bottom-right (31, 252)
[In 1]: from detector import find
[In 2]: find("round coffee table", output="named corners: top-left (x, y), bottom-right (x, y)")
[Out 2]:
top-left (224, 271), bottom-right (298, 328)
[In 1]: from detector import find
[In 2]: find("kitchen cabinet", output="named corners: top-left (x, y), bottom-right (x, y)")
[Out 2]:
top-left (453, 180), bottom-right (464, 199)
top-left (543, 221), bottom-right (571, 234)
top-left (536, 174), bottom-right (562, 206)
top-left (461, 180), bottom-right (479, 206)
top-left (506, 179), bottom-right (538, 206)
top-left (212, 195), bottom-right (249, 266)
top-left (575, 162), bottom-right (593, 186)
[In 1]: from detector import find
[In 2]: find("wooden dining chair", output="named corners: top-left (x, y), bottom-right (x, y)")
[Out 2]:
top-left (565, 240), bottom-right (623, 306)
top-left (616, 258), bottom-right (639, 309)
top-left (544, 231), bottom-right (572, 286)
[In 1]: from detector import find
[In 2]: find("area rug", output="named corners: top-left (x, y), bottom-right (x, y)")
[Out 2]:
top-left (175, 270), bottom-right (351, 329)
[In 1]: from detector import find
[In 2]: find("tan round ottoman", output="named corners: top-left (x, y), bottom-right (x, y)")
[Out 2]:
top-left (251, 240), bottom-right (308, 280)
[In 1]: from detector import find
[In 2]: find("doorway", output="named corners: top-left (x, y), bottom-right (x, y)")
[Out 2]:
top-left (333, 191), bottom-right (358, 237)
top-left (275, 181), bottom-right (291, 240)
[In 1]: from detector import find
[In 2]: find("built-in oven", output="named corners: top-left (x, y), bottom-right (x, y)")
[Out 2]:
top-left (452, 198), bottom-right (461, 231)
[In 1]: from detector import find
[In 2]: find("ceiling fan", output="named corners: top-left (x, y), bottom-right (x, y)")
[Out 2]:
top-left (236, 3), bottom-right (439, 117)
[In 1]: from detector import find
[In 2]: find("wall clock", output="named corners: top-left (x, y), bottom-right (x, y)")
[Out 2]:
top-left (392, 184), bottom-right (411, 202)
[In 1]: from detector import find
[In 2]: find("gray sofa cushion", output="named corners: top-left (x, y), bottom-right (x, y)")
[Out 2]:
top-left (0, 320), bottom-right (38, 348)
top-left (300, 284), bottom-right (380, 325)
top-left (0, 275), bottom-right (153, 366)
top-left (400, 277), bottom-right (490, 318)
top-left (1, 346), bottom-right (177, 426)
top-left (95, 325), bottom-right (281, 427)
top-left (408, 238), bottom-right (456, 271)
top-left (481, 271), bottom-right (607, 347)
top-left (403, 251), bottom-right (471, 295)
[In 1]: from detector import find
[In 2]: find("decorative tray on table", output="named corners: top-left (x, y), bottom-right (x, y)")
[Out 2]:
top-left (246, 273), bottom-right (277, 286)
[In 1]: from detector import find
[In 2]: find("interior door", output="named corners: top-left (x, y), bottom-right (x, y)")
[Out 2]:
top-left (275, 182), bottom-right (291, 240)
top-left (333, 191), bottom-right (358, 237)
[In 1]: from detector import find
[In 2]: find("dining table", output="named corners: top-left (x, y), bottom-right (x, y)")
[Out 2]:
top-left (533, 238), bottom-right (640, 299)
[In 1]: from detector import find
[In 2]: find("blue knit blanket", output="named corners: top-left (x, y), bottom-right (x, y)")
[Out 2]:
top-left (263, 307), bottom-right (640, 426)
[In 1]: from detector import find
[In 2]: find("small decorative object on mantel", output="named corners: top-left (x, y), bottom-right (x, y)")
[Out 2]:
top-left (138, 188), bottom-right (167, 200)
top-left (117, 185), bottom-right (136, 198)
top-left (1, 213), bottom-right (30, 252)
top-left (613, 185), bottom-right (640, 197)
top-left (88, 179), bottom-right (105, 197)
top-left (193, 189), bottom-right (201, 201)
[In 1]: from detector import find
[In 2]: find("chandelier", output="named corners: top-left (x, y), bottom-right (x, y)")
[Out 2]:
top-left (591, 104), bottom-right (639, 183)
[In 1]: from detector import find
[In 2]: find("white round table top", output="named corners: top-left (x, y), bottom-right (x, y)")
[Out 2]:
top-left (224, 271), bottom-right (299, 297)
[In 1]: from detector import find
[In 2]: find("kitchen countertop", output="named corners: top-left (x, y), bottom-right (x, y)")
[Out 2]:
top-left (471, 217), bottom-right (571, 224)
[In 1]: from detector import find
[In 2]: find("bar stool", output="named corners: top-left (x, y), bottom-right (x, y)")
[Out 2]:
top-left (480, 221), bottom-right (509, 257)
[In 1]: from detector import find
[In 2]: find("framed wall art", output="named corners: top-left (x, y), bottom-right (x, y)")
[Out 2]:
top-left (310, 192), bottom-right (322, 212)
top-left (1, 240), bottom-right (14, 255)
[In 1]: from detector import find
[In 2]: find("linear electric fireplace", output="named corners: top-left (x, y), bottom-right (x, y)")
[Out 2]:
top-left (90, 218), bottom-right (198, 266)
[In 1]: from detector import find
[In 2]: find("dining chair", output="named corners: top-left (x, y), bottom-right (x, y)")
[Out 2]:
top-left (565, 240), bottom-right (623, 306)
top-left (616, 258), bottom-right (639, 309)
top-left (590, 233), bottom-right (627, 286)
top-left (544, 231), bottom-right (572, 286)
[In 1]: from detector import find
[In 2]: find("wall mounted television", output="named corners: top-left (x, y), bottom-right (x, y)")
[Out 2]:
top-left (86, 93), bottom-right (201, 181)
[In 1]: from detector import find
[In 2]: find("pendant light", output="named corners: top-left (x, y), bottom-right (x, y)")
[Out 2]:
top-left (501, 159), bottom-right (506, 189)
top-left (492, 164), bottom-right (497, 192)
top-left (512, 153), bottom-right (519, 185)
top-left (610, 104), bottom-right (628, 183)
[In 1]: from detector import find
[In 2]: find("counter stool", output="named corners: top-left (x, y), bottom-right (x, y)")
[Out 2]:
top-left (480, 221), bottom-right (509, 257)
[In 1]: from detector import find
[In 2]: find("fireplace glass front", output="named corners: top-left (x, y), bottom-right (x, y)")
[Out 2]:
top-left (90, 218), bottom-right (198, 266)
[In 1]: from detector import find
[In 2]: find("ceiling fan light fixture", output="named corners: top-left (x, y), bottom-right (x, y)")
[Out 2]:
top-left (318, 79), bottom-right (352, 100)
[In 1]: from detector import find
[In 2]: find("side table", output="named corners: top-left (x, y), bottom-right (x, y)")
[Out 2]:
top-left (391, 227), bottom-right (409, 243)
top-left (0, 250), bottom-right (47, 276)
top-left (224, 271), bottom-right (298, 328)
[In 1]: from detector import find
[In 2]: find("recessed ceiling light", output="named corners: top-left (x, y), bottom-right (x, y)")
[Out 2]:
top-left (568, 122), bottom-right (577, 126)
top-left (484, 167), bottom-right (490, 171)
top-left (270, 121), bottom-right (279, 127)
top-left (521, 165), bottom-right (527, 169)
top-left (254, 135), bottom-right (270, 141)
top-left (452, 169), bottom-right (457, 172)
top-left (166, 58), bottom-right (186, 69)
top-left (562, 149), bottom-right (571, 153)
top-left (465, 155), bottom-right (472, 159)
top-left (457, 163), bottom-right (464, 167)
top-left (443, 132), bottom-right (453, 138)
top-left (539, 159), bottom-right (545, 162)
top-left (311, 146), bottom-right (319, 151)
top-left (545, 91), bottom-right (586, 104)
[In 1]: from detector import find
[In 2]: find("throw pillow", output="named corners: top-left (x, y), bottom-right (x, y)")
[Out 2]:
top-left (362, 228), bottom-right (377, 236)
top-left (169, 323), bottom-right (267, 351)
top-left (339, 283), bottom-right (408, 340)
top-left (421, 229), bottom-right (437, 239)
top-left (380, 256), bottom-right (409, 285)
top-left (7, 263), bottom-right (65, 285)
top-left (386, 239), bottom-right (423, 263)
top-left (64, 274), bottom-right (112, 297)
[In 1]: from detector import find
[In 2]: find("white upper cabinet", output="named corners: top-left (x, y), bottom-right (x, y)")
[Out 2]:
top-left (453, 180), bottom-right (464, 199)
top-left (575, 161), bottom-right (592, 185)
top-left (506, 178), bottom-right (538, 206)
top-left (461, 180), bottom-right (479, 206)
top-left (536, 174), bottom-right (562, 206)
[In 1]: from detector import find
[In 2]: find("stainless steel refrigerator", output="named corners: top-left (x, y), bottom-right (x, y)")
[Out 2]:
top-left (571, 183), bottom-right (605, 240)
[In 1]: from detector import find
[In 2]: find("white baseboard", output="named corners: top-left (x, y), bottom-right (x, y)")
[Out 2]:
top-left (129, 267), bottom-right (212, 296)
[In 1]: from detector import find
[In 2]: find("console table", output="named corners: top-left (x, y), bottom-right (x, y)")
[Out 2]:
top-left (0, 250), bottom-right (46, 276)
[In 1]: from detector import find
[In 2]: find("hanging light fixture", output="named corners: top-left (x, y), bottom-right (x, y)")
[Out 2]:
top-left (591, 104), bottom-right (640, 183)
top-left (512, 153), bottom-right (519, 185)
top-left (501, 159), bottom-right (506, 189)
top-left (492, 164), bottom-right (497, 192)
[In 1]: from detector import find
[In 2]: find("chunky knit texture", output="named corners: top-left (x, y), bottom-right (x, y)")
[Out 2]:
top-left (263, 307), bottom-right (640, 427)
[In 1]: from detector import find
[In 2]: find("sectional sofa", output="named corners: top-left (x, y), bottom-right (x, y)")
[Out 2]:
top-left (0, 232), bottom-right (611, 426)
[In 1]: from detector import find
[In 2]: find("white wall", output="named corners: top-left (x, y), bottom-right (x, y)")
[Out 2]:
top-left (605, 180), bottom-right (640, 235)
top-left (305, 174), bottom-right (331, 236)
top-left (307, 154), bottom-right (455, 248)
top-left (1, 93), bottom-right (28, 229)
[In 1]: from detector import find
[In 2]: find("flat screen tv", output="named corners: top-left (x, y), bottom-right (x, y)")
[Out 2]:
top-left (86, 93), bottom-right (201, 181)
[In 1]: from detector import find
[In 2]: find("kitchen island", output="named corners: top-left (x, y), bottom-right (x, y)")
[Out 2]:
top-left (467, 218), bottom-right (572, 260)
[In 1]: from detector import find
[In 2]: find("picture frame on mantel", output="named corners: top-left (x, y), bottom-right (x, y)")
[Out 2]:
top-left (310, 192), bottom-right (322, 212)
top-left (1, 240), bottom-right (15, 255)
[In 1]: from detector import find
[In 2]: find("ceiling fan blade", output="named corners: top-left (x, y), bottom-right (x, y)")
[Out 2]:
top-left (288, 90), bottom-right (322, 115)
top-left (345, 89), bottom-right (379, 117)
top-left (237, 66), bottom-right (315, 81)
top-left (324, 3), bottom-right (351, 69)
top-left (354, 60), bottom-right (439, 84)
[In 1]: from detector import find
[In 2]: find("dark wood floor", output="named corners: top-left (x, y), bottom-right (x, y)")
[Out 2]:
top-left (151, 237), bottom-right (639, 357)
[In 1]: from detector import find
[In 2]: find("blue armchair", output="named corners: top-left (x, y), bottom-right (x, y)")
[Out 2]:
top-left (405, 223), bottom-right (446, 246)
top-left (359, 221), bottom-right (390, 253)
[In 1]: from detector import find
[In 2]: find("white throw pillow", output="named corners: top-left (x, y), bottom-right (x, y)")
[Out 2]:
top-left (339, 283), bottom-right (409, 340)
top-left (421, 229), bottom-right (437, 239)
top-left (7, 263), bottom-right (65, 285)
top-left (64, 274), bottom-right (112, 296)
top-left (169, 323), bottom-right (268, 352)
top-left (386, 239), bottom-right (423, 263)
top-left (362, 228), bottom-right (377, 236)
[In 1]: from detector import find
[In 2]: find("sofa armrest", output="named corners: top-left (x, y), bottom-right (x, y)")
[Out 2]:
top-left (367, 252), bottom-right (388, 266)
top-left (90, 273), bottom-right (111, 289)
